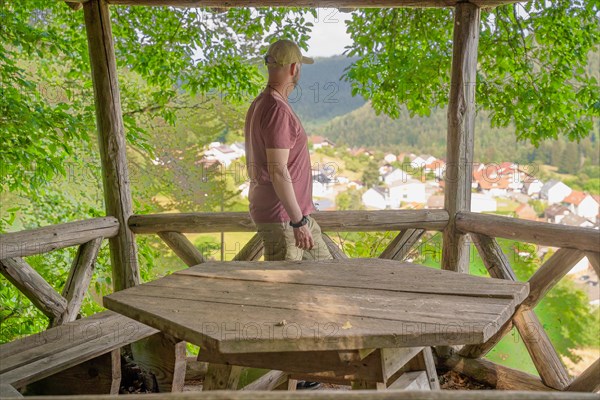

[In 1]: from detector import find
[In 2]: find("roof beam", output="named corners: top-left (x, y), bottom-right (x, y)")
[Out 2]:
top-left (79, 0), bottom-right (521, 9)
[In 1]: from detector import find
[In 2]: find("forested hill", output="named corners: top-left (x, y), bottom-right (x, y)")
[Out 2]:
top-left (289, 55), bottom-right (366, 125)
top-left (312, 100), bottom-right (599, 168)
top-left (292, 51), bottom-right (598, 167)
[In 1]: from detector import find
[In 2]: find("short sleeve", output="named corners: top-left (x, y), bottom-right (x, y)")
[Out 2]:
top-left (260, 104), bottom-right (298, 149)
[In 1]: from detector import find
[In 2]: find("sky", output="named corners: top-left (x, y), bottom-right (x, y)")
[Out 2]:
top-left (305, 9), bottom-right (354, 57)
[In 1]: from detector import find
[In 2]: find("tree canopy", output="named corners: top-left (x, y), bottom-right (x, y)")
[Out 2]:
top-left (1, 1), bottom-right (598, 199)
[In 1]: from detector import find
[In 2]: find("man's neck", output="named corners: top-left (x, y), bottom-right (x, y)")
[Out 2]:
top-left (266, 81), bottom-right (293, 102)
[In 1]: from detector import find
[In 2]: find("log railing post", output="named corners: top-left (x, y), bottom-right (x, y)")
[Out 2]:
top-left (83, 0), bottom-right (139, 292)
top-left (442, 2), bottom-right (480, 274)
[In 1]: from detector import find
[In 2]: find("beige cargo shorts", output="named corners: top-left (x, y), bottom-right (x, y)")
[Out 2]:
top-left (255, 215), bottom-right (333, 261)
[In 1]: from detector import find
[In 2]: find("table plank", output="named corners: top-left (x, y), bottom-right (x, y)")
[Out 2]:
top-left (176, 259), bottom-right (529, 302)
top-left (104, 293), bottom-right (500, 353)
top-left (134, 274), bottom-right (517, 325)
top-left (103, 259), bottom-right (528, 354)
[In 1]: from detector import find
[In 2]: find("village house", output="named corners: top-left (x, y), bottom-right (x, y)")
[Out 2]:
top-left (383, 153), bottom-right (398, 164)
top-left (309, 135), bottom-right (335, 149)
top-left (382, 168), bottom-right (411, 186)
top-left (362, 186), bottom-right (388, 210)
top-left (559, 214), bottom-right (596, 229)
top-left (203, 142), bottom-right (241, 167)
top-left (410, 154), bottom-right (437, 169)
top-left (544, 204), bottom-right (571, 224)
top-left (562, 190), bottom-right (600, 221)
top-left (425, 159), bottom-right (446, 180)
top-left (522, 175), bottom-right (544, 197)
top-left (471, 193), bottom-right (497, 213)
top-left (426, 194), bottom-right (445, 209)
top-left (515, 203), bottom-right (538, 221)
top-left (473, 164), bottom-right (510, 197)
top-left (540, 179), bottom-right (572, 204)
top-left (388, 179), bottom-right (427, 208)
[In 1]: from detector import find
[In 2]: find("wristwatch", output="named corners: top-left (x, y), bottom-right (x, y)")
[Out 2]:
top-left (290, 215), bottom-right (309, 228)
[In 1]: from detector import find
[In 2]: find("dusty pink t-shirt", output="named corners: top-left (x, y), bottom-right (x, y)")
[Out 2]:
top-left (244, 89), bottom-right (315, 223)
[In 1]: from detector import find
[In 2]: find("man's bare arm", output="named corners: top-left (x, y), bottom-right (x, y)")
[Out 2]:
top-left (266, 148), bottom-right (303, 223)
top-left (266, 148), bottom-right (314, 250)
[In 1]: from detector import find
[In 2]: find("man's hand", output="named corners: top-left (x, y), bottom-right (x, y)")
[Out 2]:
top-left (293, 224), bottom-right (314, 250)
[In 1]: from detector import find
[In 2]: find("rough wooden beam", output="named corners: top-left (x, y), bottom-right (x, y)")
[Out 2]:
top-left (53, 238), bottom-right (103, 326)
top-left (442, 1), bottom-right (480, 274)
top-left (584, 251), bottom-right (599, 276)
top-left (512, 309), bottom-right (571, 390)
top-left (456, 211), bottom-right (600, 253)
top-left (471, 233), bottom-right (516, 280)
top-left (524, 248), bottom-right (585, 309)
top-left (0, 258), bottom-right (67, 320)
top-left (83, 0), bottom-right (139, 291)
top-left (322, 233), bottom-right (348, 259)
top-left (158, 231), bottom-right (205, 267)
top-left (380, 229), bottom-right (425, 261)
top-left (232, 233), bottom-right (264, 261)
top-left (0, 218), bottom-right (118, 259)
top-left (240, 370), bottom-right (289, 391)
top-left (129, 210), bottom-right (449, 234)
top-left (470, 233), bottom-right (569, 389)
top-left (103, 0), bottom-right (523, 9)
top-left (443, 354), bottom-right (556, 391)
top-left (388, 371), bottom-right (430, 390)
top-left (566, 358), bottom-right (600, 392)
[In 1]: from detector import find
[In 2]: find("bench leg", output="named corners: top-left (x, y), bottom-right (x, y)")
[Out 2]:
top-left (203, 363), bottom-right (243, 390)
top-left (351, 346), bottom-right (438, 390)
top-left (273, 374), bottom-right (297, 391)
top-left (131, 333), bottom-right (187, 392)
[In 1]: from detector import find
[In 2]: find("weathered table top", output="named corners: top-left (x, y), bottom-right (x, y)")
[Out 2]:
top-left (103, 258), bottom-right (528, 354)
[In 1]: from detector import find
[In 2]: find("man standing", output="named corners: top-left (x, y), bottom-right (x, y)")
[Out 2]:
top-left (245, 39), bottom-right (333, 262)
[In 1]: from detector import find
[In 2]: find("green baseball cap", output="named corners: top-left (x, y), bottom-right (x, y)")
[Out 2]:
top-left (264, 39), bottom-right (314, 66)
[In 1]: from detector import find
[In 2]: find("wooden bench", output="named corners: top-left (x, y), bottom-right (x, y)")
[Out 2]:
top-left (0, 310), bottom-right (158, 396)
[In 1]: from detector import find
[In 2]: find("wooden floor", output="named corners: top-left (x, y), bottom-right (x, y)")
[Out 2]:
top-left (15, 389), bottom-right (600, 400)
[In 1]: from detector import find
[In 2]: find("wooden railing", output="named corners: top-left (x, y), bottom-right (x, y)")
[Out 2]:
top-left (448, 211), bottom-right (600, 392)
top-left (0, 217), bottom-right (118, 327)
top-left (128, 210), bottom-right (600, 393)
top-left (1, 210), bottom-right (599, 393)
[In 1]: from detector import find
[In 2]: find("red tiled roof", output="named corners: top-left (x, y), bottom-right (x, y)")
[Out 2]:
top-left (563, 190), bottom-right (586, 205)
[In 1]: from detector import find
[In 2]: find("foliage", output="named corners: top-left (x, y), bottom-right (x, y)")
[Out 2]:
top-left (335, 188), bottom-right (364, 211)
top-left (361, 159), bottom-right (380, 188)
top-left (344, 2), bottom-right (600, 145)
top-left (1, 1), bottom-right (316, 205)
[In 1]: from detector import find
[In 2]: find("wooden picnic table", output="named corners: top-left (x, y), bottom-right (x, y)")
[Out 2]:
top-left (103, 258), bottom-right (529, 391)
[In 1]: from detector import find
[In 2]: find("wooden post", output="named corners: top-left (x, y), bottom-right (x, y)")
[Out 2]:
top-left (83, 1), bottom-right (186, 393)
top-left (83, 0), bottom-right (139, 291)
top-left (442, 2), bottom-right (480, 274)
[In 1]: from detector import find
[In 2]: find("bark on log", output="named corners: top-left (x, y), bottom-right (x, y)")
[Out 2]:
top-left (0, 258), bottom-right (67, 320)
top-left (442, 1), bottom-right (480, 273)
top-left (83, 0), bottom-right (139, 291)
top-left (0, 218), bottom-right (117, 259)
top-left (456, 212), bottom-right (600, 253)
top-left (158, 231), bottom-right (205, 267)
top-left (54, 238), bottom-right (103, 326)
top-left (128, 210), bottom-right (449, 234)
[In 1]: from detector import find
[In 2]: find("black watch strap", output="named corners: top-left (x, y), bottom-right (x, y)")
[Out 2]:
top-left (290, 215), bottom-right (309, 228)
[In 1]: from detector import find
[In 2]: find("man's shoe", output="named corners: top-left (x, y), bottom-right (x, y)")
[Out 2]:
top-left (296, 381), bottom-right (321, 390)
